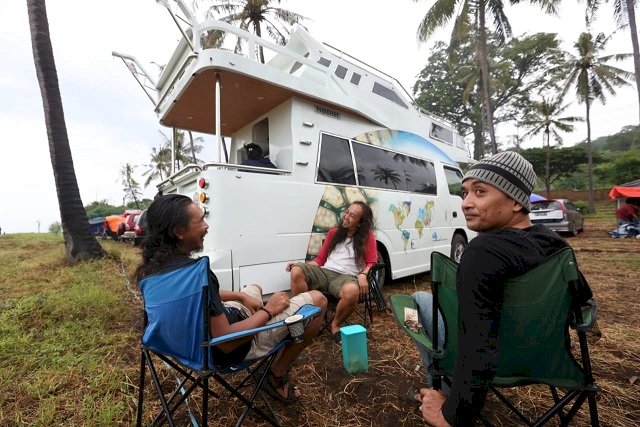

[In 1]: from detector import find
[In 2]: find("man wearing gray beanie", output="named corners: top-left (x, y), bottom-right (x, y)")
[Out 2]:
top-left (413, 151), bottom-right (594, 426)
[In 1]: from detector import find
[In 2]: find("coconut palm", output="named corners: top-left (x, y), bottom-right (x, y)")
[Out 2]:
top-left (521, 97), bottom-right (583, 195)
top-left (557, 32), bottom-right (634, 213)
top-left (120, 163), bottom-right (142, 208)
top-left (158, 129), bottom-right (204, 171)
top-left (202, 0), bottom-right (307, 63)
top-left (142, 145), bottom-right (171, 187)
top-left (587, 0), bottom-right (640, 123)
top-left (26, 0), bottom-right (104, 261)
top-left (414, 0), bottom-right (560, 155)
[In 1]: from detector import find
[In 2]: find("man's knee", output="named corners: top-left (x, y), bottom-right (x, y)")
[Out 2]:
top-left (339, 282), bottom-right (360, 303)
top-left (307, 290), bottom-right (328, 310)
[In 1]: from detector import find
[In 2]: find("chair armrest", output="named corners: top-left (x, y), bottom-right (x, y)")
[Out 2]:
top-left (207, 304), bottom-right (321, 346)
top-left (571, 298), bottom-right (597, 332)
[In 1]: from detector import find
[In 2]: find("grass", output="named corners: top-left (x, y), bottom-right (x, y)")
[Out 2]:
top-left (0, 235), bottom-right (140, 426)
top-left (1, 205), bottom-right (638, 426)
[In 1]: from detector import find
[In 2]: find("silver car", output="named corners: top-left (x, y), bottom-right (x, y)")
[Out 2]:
top-left (529, 199), bottom-right (584, 236)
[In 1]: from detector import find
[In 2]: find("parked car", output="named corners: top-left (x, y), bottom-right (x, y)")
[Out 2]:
top-left (529, 199), bottom-right (584, 236)
top-left (133, 209), bottom-right (147, 245)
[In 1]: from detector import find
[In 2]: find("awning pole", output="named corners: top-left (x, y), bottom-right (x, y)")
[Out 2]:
top-left (172, 127), bottom-right (178, 174)
top-left (215, 72), bottom-right (222, 163)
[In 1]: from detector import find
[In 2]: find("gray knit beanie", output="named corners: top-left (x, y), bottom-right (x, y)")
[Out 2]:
top-left (463, 151), bottom-right (537, 212)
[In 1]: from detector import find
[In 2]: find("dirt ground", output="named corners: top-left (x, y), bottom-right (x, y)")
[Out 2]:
top-left (147, 218), bottom-right (640, 426)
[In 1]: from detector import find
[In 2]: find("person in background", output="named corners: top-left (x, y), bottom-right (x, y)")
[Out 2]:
top-left (241, 143), bottom-right (277, 169)
top-left (615, 197), bottom-right (640, 224)
top-left (412, 152), bottom-right (594, 426)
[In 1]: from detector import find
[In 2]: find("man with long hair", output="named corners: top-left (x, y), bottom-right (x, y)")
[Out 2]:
top-left (287, 201), bottom-right (377, 342)
top-left (136, 194), bottom-right (327, 404)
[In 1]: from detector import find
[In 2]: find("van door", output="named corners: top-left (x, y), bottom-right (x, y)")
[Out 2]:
top-left (443, 166), bottom-right (465, 228)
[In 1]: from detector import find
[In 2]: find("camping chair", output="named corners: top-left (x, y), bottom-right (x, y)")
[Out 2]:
top-left (136, 256), bottom-right (321, 427)
top-left (324, 263), bottom-right (387, 329)
top-left (390, 248), bottom-right (599, 426)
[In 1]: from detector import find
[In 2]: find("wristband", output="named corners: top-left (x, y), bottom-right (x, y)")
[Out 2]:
top-left (259, 306), bottom-right (273, 320)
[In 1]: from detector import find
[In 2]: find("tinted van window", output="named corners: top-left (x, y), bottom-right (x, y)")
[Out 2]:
top-left (317, 134), bottom-right (356, 185)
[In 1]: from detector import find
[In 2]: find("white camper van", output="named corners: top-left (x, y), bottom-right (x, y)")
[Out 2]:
top-left (115, 9), bottom-right (476, 294)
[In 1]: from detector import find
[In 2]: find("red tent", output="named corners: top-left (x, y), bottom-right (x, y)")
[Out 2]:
top-left (608, 179), bottom-right (640, 200)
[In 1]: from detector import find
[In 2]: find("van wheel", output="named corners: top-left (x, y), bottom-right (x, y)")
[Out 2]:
top-left (450, 234), bottom-right (467, 263)
top-left (374, 249), bottom-right (388, 293)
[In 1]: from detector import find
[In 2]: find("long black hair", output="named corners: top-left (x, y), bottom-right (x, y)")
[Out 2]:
top-left (135, 194), bottom-right (193, 282)
top-left (325, 201), bottom-right (374, 268)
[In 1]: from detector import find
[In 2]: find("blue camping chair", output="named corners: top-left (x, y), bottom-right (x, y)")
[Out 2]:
top-left (136, 256), bottom-right (321, 427)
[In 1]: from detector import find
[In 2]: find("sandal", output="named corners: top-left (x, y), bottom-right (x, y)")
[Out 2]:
top-left (331, 331), bottom-right (342, 344)
top-left (261, 370), bottom-right (299, 405)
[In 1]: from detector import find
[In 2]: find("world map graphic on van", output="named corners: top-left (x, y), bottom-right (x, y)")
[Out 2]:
top-left (389, 199), bottom-right (435, 251)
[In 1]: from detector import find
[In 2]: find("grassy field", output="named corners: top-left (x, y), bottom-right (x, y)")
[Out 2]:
top-left (1, 208), bottom-right (638, 426)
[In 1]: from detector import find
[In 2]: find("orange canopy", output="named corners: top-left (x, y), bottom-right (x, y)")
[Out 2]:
top-left (609, 186), bottom-right (640, 200)
top-left (105, 215), bottom-right (126, 232)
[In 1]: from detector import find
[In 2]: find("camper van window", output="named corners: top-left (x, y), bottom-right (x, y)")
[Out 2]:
top-left (317, 134), bottom-right (356, 185)
top-left (430, 123), bottom-right (454, 144)
top-left (401, 157), bottom-right (437, 194)
top-left (318, 57), bottom-right (331, 67)
top-left (351, 141), bottom-right (437, 194)
top-left (444, 166), bottom-right (464, 197)
top-left (335, 65), bottom-right (348, 79)
top-left (350, 73), bottom-right (361, 85)
top-left (372, 82), bottom-right (408, 108)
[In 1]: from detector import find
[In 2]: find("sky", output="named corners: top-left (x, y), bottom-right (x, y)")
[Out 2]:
top-left (0, 0), bottom-right (636, 233)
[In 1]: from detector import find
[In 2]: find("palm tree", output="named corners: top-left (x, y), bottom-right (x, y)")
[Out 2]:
top-left (557, 32), bottom-right (633, 213)
top-left (202, 0), bottom-right (307, 63)
top-left (142, 145), bottom-right (171, 187)
top-left (26, 0), bottom-right (104, 261)
top-left (158, 129), bottom-right (204, 171)
top-left (414, 0), bottom-right (560, 155)
top-left (120, 163), bottom-right (142, 208)
top-left (587, 0), bottom-right (640, 123)
top-left (521, 97), bottom-right (583, 195)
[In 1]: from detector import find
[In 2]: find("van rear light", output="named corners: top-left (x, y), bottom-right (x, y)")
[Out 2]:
top-left (199, 192), bottom-right (208, 203)
top-left (198, 178), bottom-right (208, 189)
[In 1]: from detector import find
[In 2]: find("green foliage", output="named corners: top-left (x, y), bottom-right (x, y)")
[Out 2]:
top-left (414, 32), bottom-right (564, 159)
top-left (84, 200), bottom-right (121, 218)
top-left (519, 145), bottom-right (592, 190)
top-left (591, 125), bottom-right (640, 153)
top-left (48, 221), bottom-right (62, 234)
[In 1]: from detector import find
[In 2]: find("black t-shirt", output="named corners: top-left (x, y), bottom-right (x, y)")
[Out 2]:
top-left (148, 256), bottom-right (251, 365)
top-left (442, 224), bottom-right (593, 425)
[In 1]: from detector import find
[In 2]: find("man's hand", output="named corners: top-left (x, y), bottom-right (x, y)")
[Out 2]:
top-left (414, 388), bottom-right (451, 427)
top-left (240, 293), bottom-right (263, 314)
top-left (264, 291), bottom-right (290, 316)
top-left (285, 262), bottom-right (296, 272)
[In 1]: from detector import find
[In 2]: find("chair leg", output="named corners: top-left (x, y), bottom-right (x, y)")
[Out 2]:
top-left (587, 392), bottom-right (600, 427)
top-left (136, 350), bottom-right (146, 427)
top-left (202, 376), bottom-right (208, 427)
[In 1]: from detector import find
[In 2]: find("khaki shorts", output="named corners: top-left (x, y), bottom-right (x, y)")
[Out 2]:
top-left (224, 285), bottom-right (314, 361)
top-left (293, 262), bottom-right (358, 299)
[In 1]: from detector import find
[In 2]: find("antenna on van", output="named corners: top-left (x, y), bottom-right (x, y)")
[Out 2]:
top-left (156, 0), bottom-right (196, 52)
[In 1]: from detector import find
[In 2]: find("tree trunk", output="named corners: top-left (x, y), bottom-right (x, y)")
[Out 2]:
top-left (477, 3), bottom-right (498, 154)
top-left (626, 0), bottom-right (640, 123)
top-left (27, 0), bottom-right (104, 261)
top-left (585, 100), bottom-right (596, 214)
top-left (187, 131), bottom-right (197, 164)
top-left (473, 124), bottom-right (484, 160)
top-left (544, 129), bottom-right (551, 196)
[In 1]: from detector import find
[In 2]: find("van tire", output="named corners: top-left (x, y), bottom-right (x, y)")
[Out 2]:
top-left (450, 234), bottom-right (467, 263)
